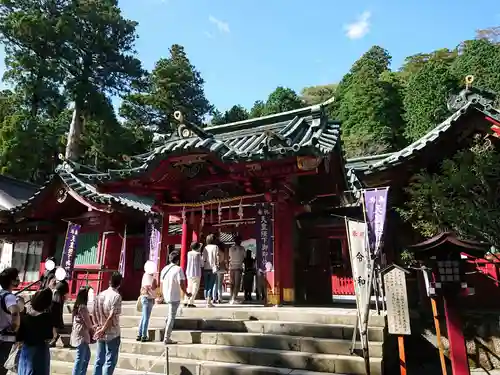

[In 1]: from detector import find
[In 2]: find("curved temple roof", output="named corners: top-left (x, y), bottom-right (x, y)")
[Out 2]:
top-left (76, 99), bottom-right (340, 182)
top-left (346, 87), bottom-right (500, 185)
top-left (8, 163), bottom-right (156, 216)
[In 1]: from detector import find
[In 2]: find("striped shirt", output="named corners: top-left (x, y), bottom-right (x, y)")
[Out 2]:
top-left (186, 250), bottom-right (202, 278)
top-left (92, 287), bottom-right (122, 341)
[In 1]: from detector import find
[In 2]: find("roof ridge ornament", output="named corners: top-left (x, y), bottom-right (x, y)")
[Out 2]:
top-left (173, 111), bottom-right (214, 140)
top-left (447, 75), bottom-right (496, 112)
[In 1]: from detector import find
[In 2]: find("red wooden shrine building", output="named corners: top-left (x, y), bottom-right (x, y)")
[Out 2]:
top-left (1, 84), bottom-right (500, 305)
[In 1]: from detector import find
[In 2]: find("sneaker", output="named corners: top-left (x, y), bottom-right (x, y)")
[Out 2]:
top-left (141, 337), bottom-right (151, 342)
top-left (136, 336), bottom-right (142, 342)
top-left (164, 338), bottom-right (177, 345)
top-left (188, 304), bottom-right (196, 308)
top-left (229, 299), bottom-right (235, 305)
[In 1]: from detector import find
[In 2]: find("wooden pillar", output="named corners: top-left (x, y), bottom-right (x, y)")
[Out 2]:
top-left (443, 295), bottom-right (470, 375)
top-left (275, 201), bottom-right (295, 304)
top-left (158, 214), bottom-right (170, 273)
top-left (180, 221), bottom-right (192, 270)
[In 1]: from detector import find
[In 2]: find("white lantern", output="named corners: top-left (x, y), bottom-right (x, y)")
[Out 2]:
top-left (54, 267), bottom-right (67, 281)
top-left (45, 259), bottom-right (55, 271)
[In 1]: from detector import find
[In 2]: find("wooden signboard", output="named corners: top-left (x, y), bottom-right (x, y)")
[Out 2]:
top-left (383, 266), bottom-right (411, 335)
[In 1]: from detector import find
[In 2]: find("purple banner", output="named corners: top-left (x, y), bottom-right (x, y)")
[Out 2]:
top-left (145, 216), bottom-right (162, 267)
top-left (60, 222), bottom-right (81, 279)
top-left (118, 225), bottom-right (127, 277)
top-left (363, 188), bottom-right (389, 255)
top-left (255, 203), bottom-right (274, 272)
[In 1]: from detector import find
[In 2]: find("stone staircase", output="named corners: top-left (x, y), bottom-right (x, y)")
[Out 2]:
top-left (51, 301), bottom-right (387, 375)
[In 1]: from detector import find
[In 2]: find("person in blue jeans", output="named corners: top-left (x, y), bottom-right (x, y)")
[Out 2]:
top-left (71, 287), bottom-right (94, 375)
top-left (16, 288), bottom-right (53, 375)
top-left (137, 269), bottom-right (157, 341)
top-left (202, 234), bottom-right (219, 307)
top-left (92, 272), bottom-right (123, 375)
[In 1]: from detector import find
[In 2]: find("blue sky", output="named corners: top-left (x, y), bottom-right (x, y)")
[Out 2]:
top-left (117, 0), bottom-right (499, 112)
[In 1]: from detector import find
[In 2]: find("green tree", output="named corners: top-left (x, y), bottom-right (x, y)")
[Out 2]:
top-left (249, 100), bottom-right (266, 118)
top-left (264, 87), bottom-right (304, 115)
top-left (0, 0), bottom-right (145, 162)
top-left (402, 58), bottom-right (460, 141)
top-left (398, 49), bottom-right (457, 83)
top-left (301, 84), bottom-right (337, 105)
top-left (399, 139), bottom-right (500, 247)
top-left (334, 46), bottom-right (404, 157)
top-left (452, 38), bottom-right (500, 104)
top-left (120, 44), bottom-right (212, 133)
top-left (211, 105), bottom-right (249, 125)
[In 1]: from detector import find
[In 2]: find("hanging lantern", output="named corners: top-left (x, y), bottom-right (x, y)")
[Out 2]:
top-left (237, 199), bottom-right (244, 220)
top-left (218, 202), bottom-right (222, 224)
top-left (201, 204), bottom-right (206, 228)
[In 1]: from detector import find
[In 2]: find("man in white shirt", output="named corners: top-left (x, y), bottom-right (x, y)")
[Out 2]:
top-left (228, 236), bottom-right (245, 304)
top-left (184, 242), bottom-right (202, 307)
top-left (0, 268), bottom-right (20, 375)
top-left (160, 251), bottom-right (190, 344)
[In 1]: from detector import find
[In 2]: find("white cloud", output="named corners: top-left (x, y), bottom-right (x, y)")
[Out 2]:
top-left (344, 11), bottom-right (371, 40)
top-left (204, 31), bottom-right (215, 39)
top-left (209, 15), bottom-right (230, 34)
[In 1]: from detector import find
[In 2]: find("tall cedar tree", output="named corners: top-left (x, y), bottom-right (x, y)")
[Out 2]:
top-left (211, 105), bottom-right (249, 125)
top-left (120, 44), bottom-right (212, 134)
top-left (334, 46), bottom-right (404, 157)
top-left (402, 56), bottom-right (460, 142)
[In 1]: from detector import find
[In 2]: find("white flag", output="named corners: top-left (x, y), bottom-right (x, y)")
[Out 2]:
top-left (346, 220), bottom-right (371, 312)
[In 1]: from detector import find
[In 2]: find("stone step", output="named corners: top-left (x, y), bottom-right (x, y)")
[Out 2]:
top-left (116, 305), bottom-right (386, 327)
top-left (51, 341), bottom-right (381, 375)
top-left (65, 304), bottom-right (386, 327)
top-left (58, 329), bottom-right (382, 357)
top-left (63, 317), bottom-right (384, 342)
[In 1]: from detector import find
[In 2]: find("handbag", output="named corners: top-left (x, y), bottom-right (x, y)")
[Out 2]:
top-left (136, 296), bottom-right (142, 313)
top-left (4, 342), bottom-right (21, 372)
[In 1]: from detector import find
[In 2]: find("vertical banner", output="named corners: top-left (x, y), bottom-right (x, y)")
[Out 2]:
top-left (255, 203), bottom-right (274, 272)
top-left (60, 222), bottom-right (81, 279)
top-left (145, 216), bottom-right (162, 267)
top-left (118, 225), bottom-right (127, 277)
top-left (0, 242), bottom-right (13, 272)
top-left (346, 220), bottom-right (370, 311)
top-left (363, 188), bottom-right (389, 255)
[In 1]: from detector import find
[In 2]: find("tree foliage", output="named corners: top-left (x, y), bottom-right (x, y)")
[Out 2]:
top-left (120, 44), bottom-right (212, 133)
top-left (398, 139), bottom-right (500, 247)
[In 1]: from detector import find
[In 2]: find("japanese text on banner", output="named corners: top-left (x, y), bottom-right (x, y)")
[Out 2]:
top-left (256, 203), bottom-right (274, 272)
top-left (60, 222), bottom-right (81, 279)
top-left (346, 220), bottom-right (370, 310)
top-left (363, 188), bottom-right (388, 255)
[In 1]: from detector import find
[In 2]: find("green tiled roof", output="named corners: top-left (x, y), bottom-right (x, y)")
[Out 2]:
top-left (76, 99), bottom-right (340, 182)
top-left (9, 163), bottom-right (156, 216)
top-left (348, 87), bottom-right (500, 179)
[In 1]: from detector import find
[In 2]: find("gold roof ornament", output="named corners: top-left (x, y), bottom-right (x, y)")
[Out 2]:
top-left (465, 75), bottom-right (474, 90)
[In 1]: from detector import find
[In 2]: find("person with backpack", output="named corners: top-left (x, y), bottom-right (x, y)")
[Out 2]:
top-left (0, 267), bottom-right (21, 375)
top-left (159, 251), bottom-right (190, 344)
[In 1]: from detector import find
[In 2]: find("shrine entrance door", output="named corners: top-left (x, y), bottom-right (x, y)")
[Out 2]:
top-left (295, 236), bottom-right (333, 306)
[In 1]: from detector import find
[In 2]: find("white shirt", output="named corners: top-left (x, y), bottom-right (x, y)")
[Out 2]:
top-left (203, 245), bottom-right (219, 271)
top-left (160, 264), bottom-right (186, 303)
top-left (141, 273), bottom-right (156, 299)
top-left (229, 245), bottom-right (245, 270)
top-left (0, 289), bottom-right (17, 332)
top-left (186, 251), bottom-right (202, 278)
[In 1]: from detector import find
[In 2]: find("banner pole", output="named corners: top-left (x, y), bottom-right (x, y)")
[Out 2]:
top-left (345, 216), bottom-right (364, 354)
top-left (360, 191), bottom-right (372, 375)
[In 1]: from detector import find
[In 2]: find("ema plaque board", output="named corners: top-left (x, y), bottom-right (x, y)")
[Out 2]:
top-left (383, 267), bottom-right (411, 335)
